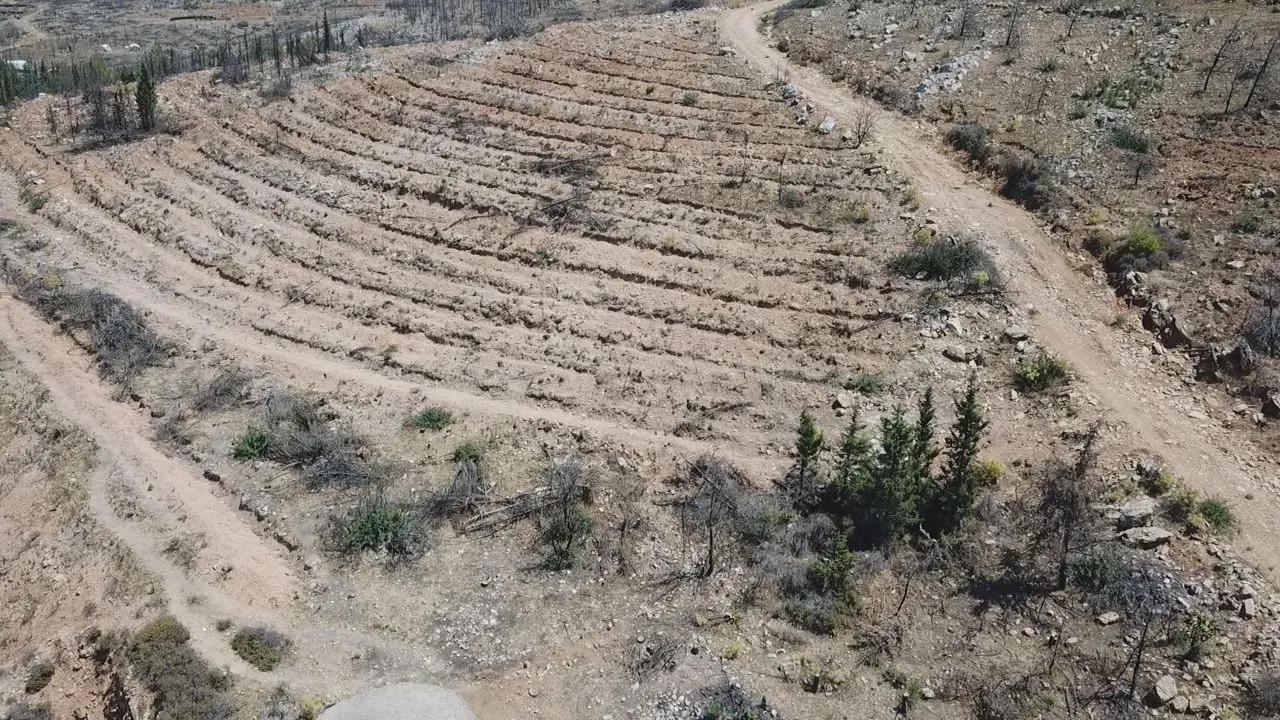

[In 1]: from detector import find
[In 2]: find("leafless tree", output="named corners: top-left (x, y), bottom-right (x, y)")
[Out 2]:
top-left (1245, 36), bottom-right (1279, 110)
top-left (1204, 19), bottom-right (1243, 92)
top-left (1064, 0), bottom-right (1085, 38)
top-left (955, 2), bottom-right (979, 39)
top-left (1033, 422), bottom-right (1104, 591)
top-left (1224, 39), bottom-right (1257, 114)
top-left (1005, 1), bottom-right (1023, 47)
top-left (1130, 153), bottom-right (1155, 188)
top-left (677, 456), bottom-right (744, 577)
top-left (851, 108), bottom-right (875, 147)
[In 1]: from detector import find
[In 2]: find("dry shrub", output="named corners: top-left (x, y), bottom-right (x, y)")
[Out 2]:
top-left (192, 368), bottom-right (251, 413)
top-left (6, 268), bottom-right (169, 386)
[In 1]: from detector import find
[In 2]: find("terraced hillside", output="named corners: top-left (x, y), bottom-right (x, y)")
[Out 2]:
top-left (2, 13), bottom-right (921, 468)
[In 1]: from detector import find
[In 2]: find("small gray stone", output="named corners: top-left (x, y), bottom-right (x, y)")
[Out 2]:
top-left (1004, 325), bottom-right (1030, 341)
top-left (1097, 611), bottom-right (1121, 625)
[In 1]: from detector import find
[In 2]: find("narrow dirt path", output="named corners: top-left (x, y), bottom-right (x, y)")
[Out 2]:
top-left (0, 291), bottom-right (447, 694)
top-left (721, 2), bottom-right (1280, 576)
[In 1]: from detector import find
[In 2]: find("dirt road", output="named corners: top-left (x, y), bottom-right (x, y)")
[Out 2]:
top-left (720, 1), bottom-right (1280, 576)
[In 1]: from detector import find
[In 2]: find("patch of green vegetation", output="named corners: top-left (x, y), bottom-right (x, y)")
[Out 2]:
top-left (1082, 73), bottom-right (1161, 109)
top-left (1110, 126), bottom-right (1151, 153)
top-left (843, 372), bottom-right (884, 394)
top-left (451, 439), bottom-right (486, 463)
top-left (681, 91), bottom-right (699, 106)
top-left (947, 123), bottom-right (990, 165)
top-left (232, 427), bottom-right (271, 460)
top-left (1013, 351), bottom-right (1071, 393)
top-left (127, 615), bottom-right (233, 719)
top-left (409, 406), bottom-right (453, 430)
top-left (230, 626), bottom-right (291, 671)
top-left (1165, 488), bottom-right (1236, 535)
top-left (1037, 57), bottom-right (1061, 73)
top-left (1233, 212), bottom-right (1265, 234)
top-left (891, 238), bottom-right (1002, 294)
top-left (1069, 548), bottom-right (1123, 593)
top-left (328, 493), bottom-right (420, 559)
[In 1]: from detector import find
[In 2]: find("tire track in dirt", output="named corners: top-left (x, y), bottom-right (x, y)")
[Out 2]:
top-left (721, 1), bottom-right (1280, 577)
top-left (0, 285), bottom-right (455, 694)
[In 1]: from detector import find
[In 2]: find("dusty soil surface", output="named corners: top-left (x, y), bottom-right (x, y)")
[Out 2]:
top-left (318, 683), bottom-right (473, 720)
top-left (2, 4), bottom-right (1280, 720)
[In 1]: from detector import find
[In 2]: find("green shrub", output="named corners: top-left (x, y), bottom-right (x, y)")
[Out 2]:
top-left (947, 123), bottom-right (990, 165)
top-left (681, 91), bottom-right (699, 106)
top-left (1124, 223), bottom-right (1162, 254)
top-left (1197, 496), bottom-right (1236, 533)
top-left (847, 203), bottom-right (874, 224)
top-left (232, 427), bottom-right (271, 460)
top-left (971, 457), bottom-right (1006, 487)
top-left (1164, 487), bottom-right (1201, 524)
top-left (1137, 463), bottom-right (1176, 496)
top-left (1012, 351), bottom-right (1071, 393)
top-left (999, 153), bottom-right (1056, 210)
top-left (451, 440), bottom-right (486, 463)
top-left (1164, 488), bottom-right (1235, 535)
top-left (1104, 223), bottom-right (1173, 275)
top-left (890, 238), bottom-right (1000, 288)
top-left (1069, 548), bottom-right (1123, 593)
top-left (1110, 126), bottom-right (1151, 153)
top-left (1176, 612), bottom-right (1218, 660)
top-left (843, 372), bottom-right (884, 394)
top-left (1037, 58), bottom-right (1061, 73)
top-left (328, 493), bottom-right (420, 559)
top-left (127, 615), bottom-right (233, 720)
top-left (23, 662), bottom-right (54, 694)
top-left (409, 406), bottom-right (453, 430)
top-left (230, 626), bottom-right (291, 671)
top-left (540, 458), bottom-right (593, 570)
top-left (1233, 212), bottom-right (1265, 234)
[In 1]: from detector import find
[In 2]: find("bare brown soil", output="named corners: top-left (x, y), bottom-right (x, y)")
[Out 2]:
top-left (1, 5), bottom-right (1279, 720)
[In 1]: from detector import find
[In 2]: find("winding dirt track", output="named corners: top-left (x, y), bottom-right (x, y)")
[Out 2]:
top-left (721, 1), bottom-right (1280, 575)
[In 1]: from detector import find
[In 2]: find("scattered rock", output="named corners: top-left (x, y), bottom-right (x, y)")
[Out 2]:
top-left (1148, 675), bottom-right (1177, 707)
top-left (818, 116), bottom-right (836, 134)
top-left (1004, 325), bottom-right (1030, 341)
top-left (1100, 496), bottom-right (1157, 528)
top-left (1097, 611), bottom-right (1121, 625)
top-left (832, 392), bottom-right (855, 410)
top-left (1241, 598), bottom-right (1258, 619)
top-left (1171, 695), bottom-right (1190, 713)
top-left (1120, 526), bottom-right (1174, 548)
top-left (943, 345), bottom-right (970, 362)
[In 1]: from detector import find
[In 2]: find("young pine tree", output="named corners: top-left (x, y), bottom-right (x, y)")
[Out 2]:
top-left (828, 412), bottom-right (875, 526)
top-left (861, 408), bottom-right (918, 547)
top-left (135, 65), bottom-right (157, 132)
top-left (928, 374), bottom-right (988, 534)
top-left (792, 409), bottom-right (824, 501)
